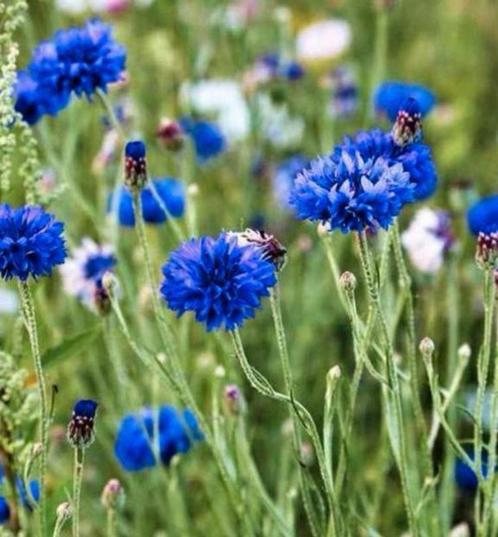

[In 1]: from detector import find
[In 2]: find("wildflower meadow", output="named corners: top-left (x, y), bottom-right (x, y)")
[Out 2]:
top-left (1, 0), bottom-right (498, 535)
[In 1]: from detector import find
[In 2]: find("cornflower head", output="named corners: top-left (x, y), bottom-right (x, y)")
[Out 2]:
top-left (290, 123), bottom-right (437, 233)
top-left (67, 400), bottom-right (98, 448)
top-left (15, 19), bottom-right (126, 124)
top-left (109, 177), bottom-right (185, 227)
top-left (467, 194), bottom-right (498, 235)
top-left (59, 238), bottom-right (116, 312)
top-left (374, 80), bottom-right (436, 122)
top-left (124, 140), bottom-right (147, 192)
top-left (160, 232), bottom-right (277, 331)
top-left (179, 117), bottom-right (226, 163)
top-left (0, 204), bottom-right (66, 281)
top-left (114, 406), bottom-right (203, 472)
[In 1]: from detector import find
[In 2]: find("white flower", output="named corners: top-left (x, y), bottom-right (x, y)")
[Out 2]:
top-left (257, 94), bottom-right (304, 149)
top-left (401, 208), bottom-right (453, 274)
top-left (60, 238), bottom-right (116, 310)
top-left (0, 288), bottom-right (18, 315)
top-left (181, 79), bottom-right (250, 141)
top-left (296, 19), bottom-right (352, 62)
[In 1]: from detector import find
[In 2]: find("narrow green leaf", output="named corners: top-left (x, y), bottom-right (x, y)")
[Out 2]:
top-left (42, 326), bottom-right (101, 368)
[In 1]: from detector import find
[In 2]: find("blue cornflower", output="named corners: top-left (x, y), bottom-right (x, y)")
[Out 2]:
top-left (0, 205), bottom-right (66, 281)
top-left (454, 446), bottom-right (488, 493)
top-left (109, 178), bottom-right (186, 227)
top-left (15, 19), bottom-right (126, 124)
top-left (282, 61), bottom-right (305, 81)
top-left (160, 233), bottom-right (277, 331)
top-left (180, 117), bottom-right (226, 163)
top-left (374, 81), bottom-right (436, 122)
top-left (290, 128), bottom-right (437, 233)
top-left (114, 406), bottom-right (203, 472)
top-left (0, 497), bottom-right (9, 524)
top-left (467, 195), bottom-right (498, 235)
top-left (60, 238), bottom-right (116, 310)
top-left (272, 155), bottom-right (310, 211)
top-left (67, 399), bottom-right (98, 448)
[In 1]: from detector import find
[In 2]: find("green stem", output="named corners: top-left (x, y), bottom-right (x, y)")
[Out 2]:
top-left (106, 509), bottom-right (117, 537)
top-left (230, 329), bottom-right (337, 530)
top-left (269, 285), bottom-right (340, 535)
top-left (357, 232), bottom-right (420, 537)
top-left (483, 287), bottom-right (498, 533)
top-left (72, 448), bottom-right (85, 537)
top-left (18, 281), bottom-right (48, 537)
top-left (96, 88), bottom-right (125, 140)
top-left (473, 268), bottom-right (495, 533)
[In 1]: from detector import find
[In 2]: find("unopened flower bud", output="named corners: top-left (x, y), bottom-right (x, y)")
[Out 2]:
top-left (32, 442), bottom-right (43, 457)
top-left (419, 337), bottom-right (435, 359)
top-left (224, 384), bottom-right (245, 416)
top-left (124, 140), bottom-right (147, 192)
top-left (156, 118), bottom-right (184, 151)
top-left (392, 98), bottom-right (422, 147)
top-left (101, 479), bottom-right (125, 510)
top-left (187, 183), bottom-right (199, 197)
top-left (214, 366), bottom-right (226, 378)
top-left (56, 501), bottom-right (72, 522)
top-left (93, 282), bottom-right (111, 316)
top-left (299, 442), bottom-right (314, 467)
top-left (476, 232), bottom-right (498, 269)
top-left (67, 400), bottom-right (98, 448)
top-left (458, 343), bottom-right (471, 361)
top-left (339, 271), bottom-right (357, 293)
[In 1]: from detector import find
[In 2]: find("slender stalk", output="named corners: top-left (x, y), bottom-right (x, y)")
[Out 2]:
top-left (357, 232), bottom-right (420, 537)
top-left (72, 448), bottom-right (85, 537)
top-left (439, 255), bottom-right (460, 532)
top-left (269, 285), bottom-right (340, 535)
top-left (482, 286), bottom-right (498, 533)
top-left (96, 88), bottom-right (125, 140)
top-left (473, 268), bottom-right (495, 533)
top-left (106, 509), bottom-right (117, 537)
top-left (230, 329), bottom-right (337, 529)
top-left (18, 281), bottom-right (48, 537)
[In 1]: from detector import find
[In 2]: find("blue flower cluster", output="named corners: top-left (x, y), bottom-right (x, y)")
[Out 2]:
top-left (114, 405), bottom-right (203, 471)
top-left (179, 118), bottom-right (226, 163)
top-left (289, 126), bottom-right (437, 233)
top-left (0, 205), bottom-right (66, 281)
top-left (256, 53), bottom-right (305, 82)
top-left (160, 233), bottom-right (277, 331)
top-left (15, 19), bottom-right (126, 124)
top-left (374, 81), bottom-right (436, 122)
top-left (109, 178), bottom-right (185, 227)
top-left (467, 194), bottom-right (498, 235)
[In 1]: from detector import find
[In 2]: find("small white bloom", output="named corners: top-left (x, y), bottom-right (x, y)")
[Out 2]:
top-left (401, 208), bottom-right (453, 274)
top-left (60, 238), bottom-right (116, 311)
top-left (296, 19), bottom-right (352, 62)
top-left (257, 94), bottom-right (304, 149)
top-left (181, 79), bottom-right (250, 141)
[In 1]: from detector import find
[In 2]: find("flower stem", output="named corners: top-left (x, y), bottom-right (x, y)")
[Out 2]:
top-left (106, 508), bottom-right (117, 537)
top-left (72, 448), bottom-right (85, 537)
top-left (357, 231), bottom-right (420, 537)
top-left (18, 281), bottom-right (48, 537)
top-left (269, 285), bottom-right (340, 535)
top-left (473, 268), bottom-right (495, 532)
